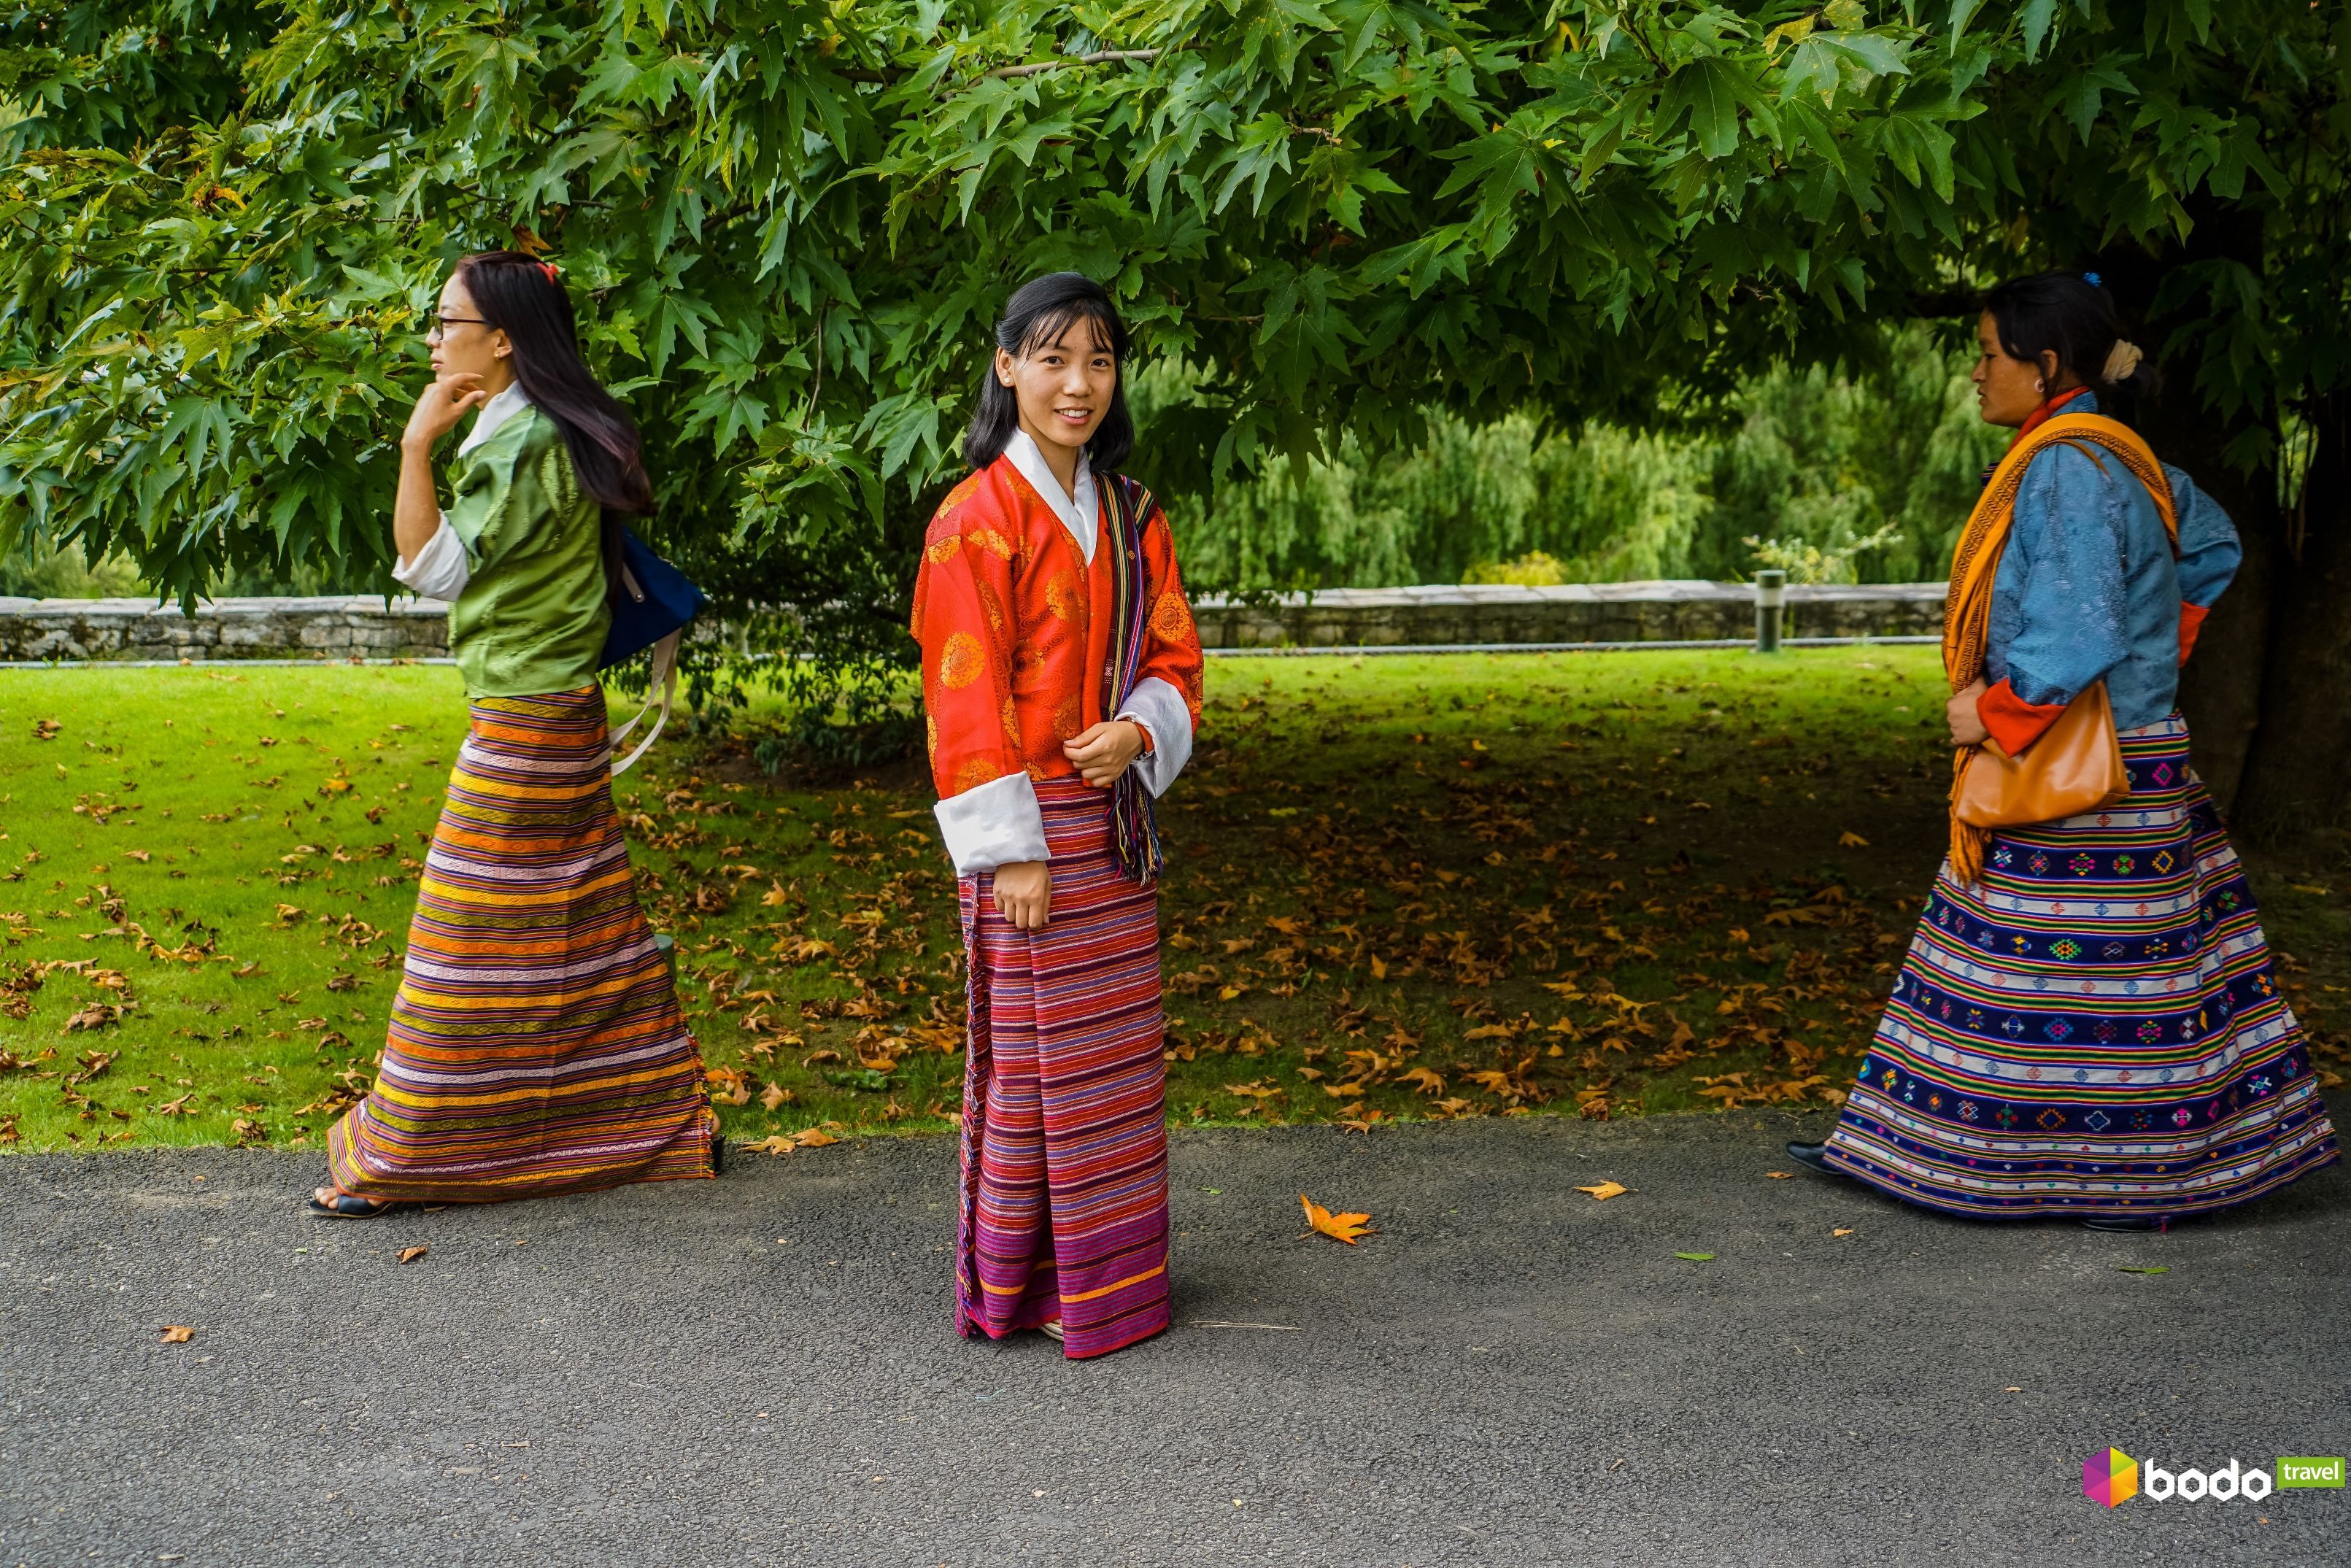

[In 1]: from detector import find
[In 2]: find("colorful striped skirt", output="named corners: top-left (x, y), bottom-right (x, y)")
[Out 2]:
top-left (956, 776), bottom-right (1171, 1359)
top-left (1826, 714), bottom-right (2339, 1219)
top-left (327, 687), bottom-right (714, 1202)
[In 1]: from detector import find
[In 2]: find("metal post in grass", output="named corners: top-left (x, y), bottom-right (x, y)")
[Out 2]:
top-left (1753, 569), bottom-right (1786, 654)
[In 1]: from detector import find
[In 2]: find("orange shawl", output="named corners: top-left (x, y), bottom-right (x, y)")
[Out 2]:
top-left (1942, 413), bottom-right (2177, 884)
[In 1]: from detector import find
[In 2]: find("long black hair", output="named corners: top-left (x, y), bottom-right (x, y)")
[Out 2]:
top-left (962, 271), bottom-right (1135, 474)
top-left (455, 250), bottom-right (654, 516)
top-left (1983, 269), bottom-right (2163, 421)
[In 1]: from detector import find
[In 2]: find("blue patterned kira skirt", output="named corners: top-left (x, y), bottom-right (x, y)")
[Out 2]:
top-left (1825, 714), bottom-right (2340, 1220)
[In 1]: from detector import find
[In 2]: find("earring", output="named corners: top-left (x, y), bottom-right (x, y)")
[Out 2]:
top-left (2034, 377), bottom-right (2045, 392)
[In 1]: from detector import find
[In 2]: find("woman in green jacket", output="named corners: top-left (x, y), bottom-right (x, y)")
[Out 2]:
top-left (309, 252), bottom-right (716, 1216)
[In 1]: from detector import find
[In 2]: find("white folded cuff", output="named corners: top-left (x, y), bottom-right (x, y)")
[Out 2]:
top-left (392, 515), bottom-right (471, 602)
top-left (933, 769), bottom-right (1050, 876)
top-left (1116, 676), bottom-right (1194, 798)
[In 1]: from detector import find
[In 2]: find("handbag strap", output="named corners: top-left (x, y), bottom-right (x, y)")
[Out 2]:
top-left (609, 628), bottom-right (681, 777)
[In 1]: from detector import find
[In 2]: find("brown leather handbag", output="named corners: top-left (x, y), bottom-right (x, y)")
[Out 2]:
top-left (1953, 680), bottom-right (2131, 829)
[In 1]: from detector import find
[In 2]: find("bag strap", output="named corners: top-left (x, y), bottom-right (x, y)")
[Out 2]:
top-left (609, 628), bottom-right (681, 777)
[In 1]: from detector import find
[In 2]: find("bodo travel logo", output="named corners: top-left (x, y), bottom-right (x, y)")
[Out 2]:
top-left (2082, 1448), bottom-right (2345, 1507)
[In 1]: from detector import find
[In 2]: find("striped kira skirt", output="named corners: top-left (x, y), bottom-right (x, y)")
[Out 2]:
top-left (956, 776), bottom-right (1172, 1359)
top-left (327, 687), bottom-right (714, 1202)
top-left (1825, 714), bottom-right (2339, 1219)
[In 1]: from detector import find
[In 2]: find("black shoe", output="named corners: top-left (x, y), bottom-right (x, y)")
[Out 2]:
top-left (2082, 1214), bottom-right (2167, 1232)
top-left (1785, 1140), bottom-right (1845, 1178)
top-left (711, 1131), bottom-right (727, 1176)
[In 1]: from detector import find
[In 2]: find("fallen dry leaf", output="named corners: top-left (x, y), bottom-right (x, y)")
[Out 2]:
top-left (740, 1135), bottom-right (796, 1155)
top-left (1576, 1181), bottom-right (1629, 1202)
top-left (1837, 831), bottom-right (1869, 847)
top-left (397, 1245), bottom-right (429, 1264)
top-left (1765, 1170), bottom-right (1793, 1179)
top-left (760, 1082), bottom-right (793, 1112)
top-left (792, 1128), bottom-right (839, 1148)
top-left (159, 1324), bottom-right (194, 1343)
top-left (1832, 1227), bottom-right (1856, 1237)
top-left (1300, 1192), bottom-right (1375, 1244)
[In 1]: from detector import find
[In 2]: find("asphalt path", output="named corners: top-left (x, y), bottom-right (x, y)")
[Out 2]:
top-left (3, 1111), bottom-right (2345, 1567)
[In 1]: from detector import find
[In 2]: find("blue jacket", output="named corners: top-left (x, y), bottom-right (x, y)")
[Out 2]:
top-left (1983, 392), bottom-right (2242, 733)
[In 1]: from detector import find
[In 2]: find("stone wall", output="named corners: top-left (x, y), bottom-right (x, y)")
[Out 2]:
top-left (0, 595), bottom-right (452, 663)
top-left (0, 582), bottom-right (1946, 663)
top-left (1191, 580), bottom-right (1945, 649)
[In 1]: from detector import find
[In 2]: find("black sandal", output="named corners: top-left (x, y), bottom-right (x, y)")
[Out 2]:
top-left (1785, 1140), bottom-right (1847, 1178)
top-left (306, 1192), bottom-right (404, 1219)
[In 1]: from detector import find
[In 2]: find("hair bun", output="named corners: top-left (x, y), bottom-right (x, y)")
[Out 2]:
top-left (2101, 339), bottom-right (2143, 385)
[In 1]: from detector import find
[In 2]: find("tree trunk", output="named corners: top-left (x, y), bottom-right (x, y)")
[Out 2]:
top-left (2095, 207), bottom-right (2281, 816)
top-left (2174, 502), bottom-right (2275, 810)
top-left (2126, 376), bottom-right (2279, 814)
top-left (2230, 395), bottom-right (2351, 846)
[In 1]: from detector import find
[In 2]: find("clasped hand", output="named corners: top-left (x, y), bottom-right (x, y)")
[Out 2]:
top-left (1947, 678), bottom-right (1991, 747)
top-left (992, 722), bottom-right (1148, 932)
top-left (1063, 719), bottom-right (1144, 787)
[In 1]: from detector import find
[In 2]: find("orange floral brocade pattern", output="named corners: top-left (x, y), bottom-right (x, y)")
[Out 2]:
top-left (911, 457), bottom-right (1205, 803)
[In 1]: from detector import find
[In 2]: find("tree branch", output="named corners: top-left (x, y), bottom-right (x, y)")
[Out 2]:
top-left (987, 50), bottom-right (1159, 81)
top-left (1900, 288), bottom-right (1984, 320)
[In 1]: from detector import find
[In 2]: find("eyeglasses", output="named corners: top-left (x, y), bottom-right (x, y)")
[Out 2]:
top-left (425, 313), bottom-right (489, 339)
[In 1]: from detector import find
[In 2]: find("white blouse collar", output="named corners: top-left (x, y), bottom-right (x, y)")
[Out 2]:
top-left (458, 380), bottom-right (534, 457)
top-left (1003, 427), bottom-right (1099, 563)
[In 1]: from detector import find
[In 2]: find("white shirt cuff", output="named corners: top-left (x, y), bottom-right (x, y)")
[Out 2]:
top-left (1116, 676), bottom-right (1194, 798)
top-left (933, 770), bottom-right (1049, 876)
top-left (392, 515), bottom-right (471, 602)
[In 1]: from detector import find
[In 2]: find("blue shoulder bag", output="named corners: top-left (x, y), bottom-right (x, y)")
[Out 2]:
top-left (600, 524), bottom-right (705, 775)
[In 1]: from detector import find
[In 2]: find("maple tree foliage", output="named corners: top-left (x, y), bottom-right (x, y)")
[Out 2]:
top-left (2, 1), bottom-right (2346, 817)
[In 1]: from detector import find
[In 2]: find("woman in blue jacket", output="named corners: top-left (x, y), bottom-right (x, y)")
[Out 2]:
top-left (1788, 272), bottom-right (2339, 1229)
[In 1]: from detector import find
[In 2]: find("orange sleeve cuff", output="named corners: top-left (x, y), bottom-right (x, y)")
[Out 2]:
top-left (1978, 677), bottom-right (2067, 756)
top-left (2179, 601), bottom-right (2212, 665)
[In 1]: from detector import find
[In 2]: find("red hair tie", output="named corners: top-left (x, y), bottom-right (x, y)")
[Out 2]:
top-left (539, 261), bottom-right (560, 285)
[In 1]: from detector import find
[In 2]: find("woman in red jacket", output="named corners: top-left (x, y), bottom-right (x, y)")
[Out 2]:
top-left (911, 273), bottom-right (1203, 1358)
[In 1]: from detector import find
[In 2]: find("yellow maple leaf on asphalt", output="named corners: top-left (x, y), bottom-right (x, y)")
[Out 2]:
top-left (1838, 831), bottom-right (1869, 847)
top-left (1576, 1181), bottom-right (1629, 1201)
top-left (1300, 1193), bottom-right (1375, 1244)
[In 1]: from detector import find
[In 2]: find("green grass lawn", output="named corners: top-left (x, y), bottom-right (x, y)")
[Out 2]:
top-left (4, 651), bottom-right (2345, 1156)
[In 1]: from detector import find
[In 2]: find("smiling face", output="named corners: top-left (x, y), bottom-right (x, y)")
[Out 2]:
top-left (1971, 309), bottom-right (2058, 429)
top-left (428, 274), bottom-right (511, 387)
top-left (995, 314), bottom-right (1117, 457)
